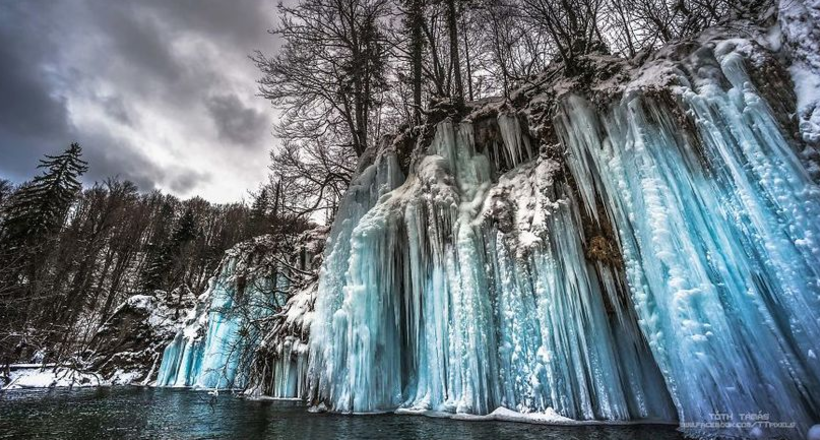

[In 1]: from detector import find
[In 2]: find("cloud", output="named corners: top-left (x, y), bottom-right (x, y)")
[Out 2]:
top-left (78, 129), bottom-right (210, 194)
top-left (0, 3), bottom-right (73, 180)
top-left (94, 3), bottom-right (185, 84)
top-left (0, 39), bottom-right (70, 140)
top-left (206, 94), bottom-right (269, 147)
top-left (0, 0), bottom-right (278, 202)
top-left (100, 96), bottom-right (134, 127)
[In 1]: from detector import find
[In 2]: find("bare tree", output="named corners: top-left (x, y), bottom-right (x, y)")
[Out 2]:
top-left (407, 0), bottom-right (425, 124)
top-left (254, 0), bottom-right (392, 218)
top-left (519, 0), bottom-right (606, 71)
top-left (267, 136), bottom-right (356, 218)
top-left (253, 0), bottom-right (392, 158)
top-left (446, 0), bottom-right (465, 106)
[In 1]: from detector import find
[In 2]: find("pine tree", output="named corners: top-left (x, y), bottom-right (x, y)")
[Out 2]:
top-left (142, 208), bottom-right (198, 292)
top-left (140, 244), bottom-right (170, 293)
top-left (0, 179), bottom-right (13, 210)
top-left (251, 187), bottom-right (269, 222)
top-left (271, 180), bottom-right (281, 219)
top-left (0, 143), bottom-right (88, 341)
top-left (0, 143), bottom-right (88, 248)
top-left (171, 209), bottom-right (197, 246)
top-left (250, 185), bottom-right (282, 234)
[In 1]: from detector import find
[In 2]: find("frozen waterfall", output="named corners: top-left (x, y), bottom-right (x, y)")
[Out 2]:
top-left (306, 40), bottom-right (820, 439)
top-left (557, 42), bottom-right (820, 435)
top-left (156, 257), bottom-right (279, 390)
top-left (151, 26), bottom-right (820, 440)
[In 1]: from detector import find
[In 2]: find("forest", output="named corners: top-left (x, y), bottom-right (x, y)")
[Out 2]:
top-left (0, 143), bottom-right (296, 368)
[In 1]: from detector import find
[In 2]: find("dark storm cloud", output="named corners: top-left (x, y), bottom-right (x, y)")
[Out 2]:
top-left (78, 129), bottom-right (210, 194)
top-left (0, 0), bottom-right (277, 201)
top-left (100, 96), bottom-right (134, 127)
top-left (135, 0), bottom-right (275, 46)
top-left (93, 2), bottom-right (185, 84)
top-left (0, 3), bottom-right (72, 180)
top-left (206, 94), bottom-right (269, 147)
top-left (0, 29), bottom-right (69, 140)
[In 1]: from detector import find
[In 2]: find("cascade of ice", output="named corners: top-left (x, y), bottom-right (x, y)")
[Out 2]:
top-left (558, 43), bottom-right (820, 437)
top-left (308, 116), bottom-right (676, 420)
top-left (267, 337), bottom-right (309, 398)
top-left (307, 39), bottom-right (820, 438)
top-left (151, 23), bottom-right (820, 439)
top-left (156, 258), bottom-right (277, 389)
top-left (307, 153), bottom-right (406, 410)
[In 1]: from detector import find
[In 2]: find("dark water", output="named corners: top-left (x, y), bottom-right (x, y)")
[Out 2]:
top-left (0, 387), bottom-right (686, 440)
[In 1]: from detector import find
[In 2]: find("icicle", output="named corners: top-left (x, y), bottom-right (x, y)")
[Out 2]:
top-left (156, 257), bottom-right (277, 390)
top-left (308, 118), bottom-right (672, 422)
top-left (558, 44), bottom-right (820, 438)
top-left (497, 114), bottom-right (534, 169)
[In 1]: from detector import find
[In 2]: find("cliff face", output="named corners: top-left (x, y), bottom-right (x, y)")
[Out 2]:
top-left (305, 19), bottom-right (820, 440)
top-left (89, 294), bottom-right (179, 384)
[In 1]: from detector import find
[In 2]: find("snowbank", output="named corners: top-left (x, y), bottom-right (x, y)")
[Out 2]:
top-left (3, 365), bottom-right (139, 390)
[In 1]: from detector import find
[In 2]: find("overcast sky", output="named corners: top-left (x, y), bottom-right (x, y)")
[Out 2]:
top-left (0, 0), bottom-right (281, 203)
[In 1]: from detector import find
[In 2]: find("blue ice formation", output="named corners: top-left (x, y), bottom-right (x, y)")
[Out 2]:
top-left (263, 334), bottom-right (309, 398)
top-left (307, 117), bottom-right (675, 421)
top-left (306, 41), bottom-right (820, 439)
top-left (557, 43), bottom-right (820, 435)
top-left (152, 30), bottom-right (820, 440)
top-left (156, 257), bottom-right (277, 389)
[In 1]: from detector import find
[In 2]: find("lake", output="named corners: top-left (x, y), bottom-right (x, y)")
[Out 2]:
top-left (0, 387), bottom-right (686, 439)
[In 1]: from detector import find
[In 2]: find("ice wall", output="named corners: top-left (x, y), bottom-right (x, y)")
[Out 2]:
top-left (308, 39), bottom-right (820, 439)
top-left (558, 42), bottom-right (820, 437)
top-left (307, 153), bottom-right (406, 409)
top-left (156, 258), bottom-right (276, 389)
top-left (308, 118), bottom-right (675, 420)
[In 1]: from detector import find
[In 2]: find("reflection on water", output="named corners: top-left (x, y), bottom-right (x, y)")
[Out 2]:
top-left (0, 388), bottom-right (686, 440)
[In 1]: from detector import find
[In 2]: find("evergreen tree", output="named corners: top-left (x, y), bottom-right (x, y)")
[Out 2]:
top-left (0, 143), bottom-right (88, 349)
top-left (171, 208), bottom-right (198, 247)
top-left (251, 187), bottom-right (269, 222)
top-left (0, 179), bottom-right (13, 210)
top-left (0, 143), bottom-right (88, 248)
top-left (142, 208), bottom-right (198, 292)
top-left (271, 180), bottom-right (281, 219)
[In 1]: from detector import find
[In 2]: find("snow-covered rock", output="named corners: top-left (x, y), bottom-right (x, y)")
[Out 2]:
top-left (87, 294), bottom-right (179, 385)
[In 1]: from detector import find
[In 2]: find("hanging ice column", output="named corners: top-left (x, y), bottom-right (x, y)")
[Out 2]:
top-left (156, 257), bottom-right (279, 389)
top-left (558, 42), bottom-right (820, 437)
top-left (308, 116), bottom-right (676, 420)
top-left (307, 152), bottom-right (406, 410)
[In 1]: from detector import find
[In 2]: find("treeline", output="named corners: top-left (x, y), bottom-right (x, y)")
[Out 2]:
top-left (0, 144), bottom-right (290, 365)
top-left (254, 0), bottom-right (771, 218)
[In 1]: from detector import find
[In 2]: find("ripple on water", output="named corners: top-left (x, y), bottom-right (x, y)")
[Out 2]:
top-left (0, 388), bottom-right (686, 440)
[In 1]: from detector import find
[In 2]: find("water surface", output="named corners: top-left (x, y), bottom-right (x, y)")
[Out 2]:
top-left (0, 387), bottom-right (686, 439)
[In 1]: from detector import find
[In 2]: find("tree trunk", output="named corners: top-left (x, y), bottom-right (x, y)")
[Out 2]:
top-left (410, 0), bottom-right (424, 125)
top-left (461, 10), bottom-right (473, 102)
top-left (447, 0), bottom-right (464, 107)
